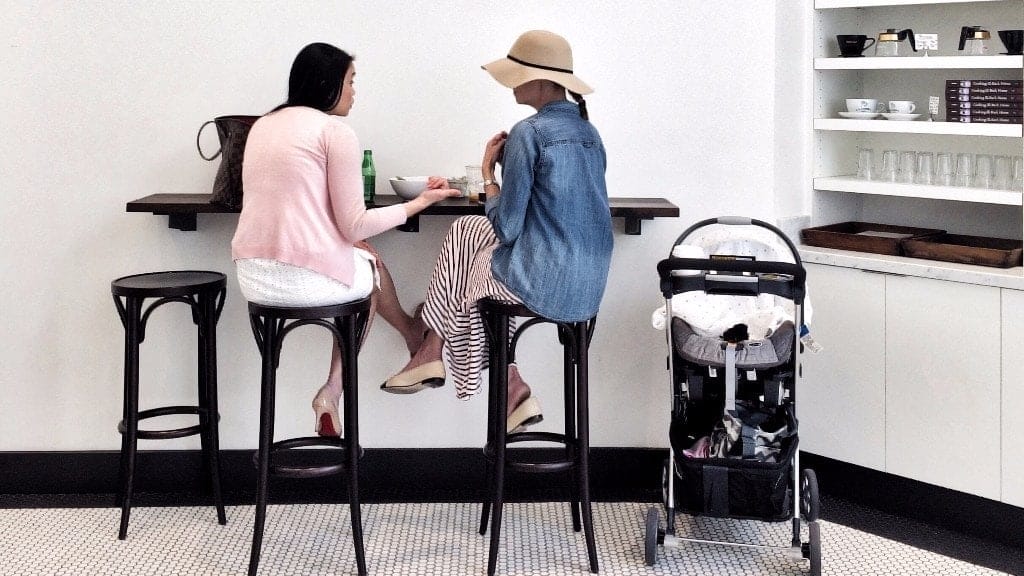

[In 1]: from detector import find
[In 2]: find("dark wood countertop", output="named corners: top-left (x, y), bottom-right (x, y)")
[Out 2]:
top-left (126, 193), bottom-right (679, 235)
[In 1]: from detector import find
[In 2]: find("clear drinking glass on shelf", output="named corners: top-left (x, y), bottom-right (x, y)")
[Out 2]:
top-left (974, 154), bottom-right (994, 189)
top-left (915, 152), bottom-right (934, 185)
top-left (954, 152), bottom-right (974, 187)
top-left (898, 151), bottom-right (917, 184)
top-left (993, 155), bottom-right (1012, 190)
top-left (856, 148), bottom-right (875, 180)
top-left (936, 153), bottom-right (954, 186)
top-left (880, 149), bottom-right (899, 182)
top-left (1013, 156), bottom-right (1024, 190)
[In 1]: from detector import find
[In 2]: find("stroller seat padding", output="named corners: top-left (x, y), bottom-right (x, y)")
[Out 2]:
top-left (672, 317), bottom-right (794, 369)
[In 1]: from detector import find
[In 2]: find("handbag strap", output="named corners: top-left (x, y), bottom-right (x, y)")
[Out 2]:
top-left (196, 120), bottom-right (222, 161)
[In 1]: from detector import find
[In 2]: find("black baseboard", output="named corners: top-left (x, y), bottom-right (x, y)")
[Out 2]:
top-left (2, 448), bottom-right (1021, 549)
top-left (0, 447), bottom-right (663, 506)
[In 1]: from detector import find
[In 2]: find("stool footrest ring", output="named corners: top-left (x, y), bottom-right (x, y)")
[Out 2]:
top-left (252, 436), bottom-right (364, 479)
top-left (484, 432), bottom-right (579, 474)
top-left (118, 405), bottom-right (217, 440)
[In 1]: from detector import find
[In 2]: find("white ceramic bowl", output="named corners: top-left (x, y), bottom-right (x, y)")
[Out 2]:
top-left (389, 177), bottom-right (429, 200)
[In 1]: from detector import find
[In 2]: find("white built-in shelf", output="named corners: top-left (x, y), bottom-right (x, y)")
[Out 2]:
top-left (816, 0), bottom-right (1005, 8)
top-left (815, 55), bottom-right (1023, 70)
top-left (814, 175), bottom-right (1024, 205)
top-left (799, 245), bottom-right (1024, 290)
top-left (814, 118), bottom-right (1023, 136)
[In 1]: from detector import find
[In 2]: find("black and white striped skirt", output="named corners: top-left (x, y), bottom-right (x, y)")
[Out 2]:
top-left (420, 215), bottom-right (521, 399)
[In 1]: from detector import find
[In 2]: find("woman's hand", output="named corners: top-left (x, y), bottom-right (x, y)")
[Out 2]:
top-left (482, 131), bottom-right (508, 180)
top-left (403, 184), bottom-right (461, 218)
top-left (426, 176), bottom-right (449, 190)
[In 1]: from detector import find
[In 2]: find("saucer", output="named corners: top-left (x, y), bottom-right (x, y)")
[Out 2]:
top-left (839, 111), bottom-right (882, 119)
top-left (881, 112), bottom-right (922, 121)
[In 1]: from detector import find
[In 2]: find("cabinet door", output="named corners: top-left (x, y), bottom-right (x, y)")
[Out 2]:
top-left (1002, 288), bottom-right (1024, 507)
top-left (801, 263), bottom-right (886, 470)
top-left (885, 275), bottom-right (1001, 500)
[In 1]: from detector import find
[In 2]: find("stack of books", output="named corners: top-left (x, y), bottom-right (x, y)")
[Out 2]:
top-left (945, 80), bottom-right (1023, 124)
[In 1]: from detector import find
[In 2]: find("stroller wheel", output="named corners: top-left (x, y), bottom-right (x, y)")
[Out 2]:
top-left (644, 506), bottom-right (660, 566)
top-left (800, 469), bottom-right (820, 522)
top-left (808, 521), bottom-right (822, 576)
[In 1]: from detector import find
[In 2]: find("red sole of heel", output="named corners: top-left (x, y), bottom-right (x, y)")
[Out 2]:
top-left (317, 413), bottom-right (339, 437)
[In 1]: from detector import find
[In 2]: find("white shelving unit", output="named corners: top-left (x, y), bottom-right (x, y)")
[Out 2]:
top-left (804, 0), bottom-right (1024, 507)
top-left (808, 0), bottom-right (1024, 279)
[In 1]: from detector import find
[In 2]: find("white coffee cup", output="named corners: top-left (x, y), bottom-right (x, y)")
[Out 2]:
top-left (888, 100), bottom-right (916, 114)
top-left (846, 98), bottom-right (885, 113)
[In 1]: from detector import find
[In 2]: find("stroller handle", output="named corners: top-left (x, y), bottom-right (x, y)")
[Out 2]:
top-left (670, 217), bottom-right (803, 268)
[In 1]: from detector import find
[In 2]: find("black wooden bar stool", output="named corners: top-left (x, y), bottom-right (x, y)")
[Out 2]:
top-left (477, 298), bottom-right (599, 575)
top-left (111, 270), bottom-right (228, 540)
top-left (246, 297), bottom-right (371, 576)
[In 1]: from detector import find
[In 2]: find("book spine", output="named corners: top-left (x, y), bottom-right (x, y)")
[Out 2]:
top-left (946, 100), bottom-right (1024, 110)
top-left (945, 80), bottom-right (1023, 89)
top-left (945, 115), bottom-right (1023, 124)
top-left (945, 107), bottom-right (1024, 117)
top-left (946, 94), bottom-right (1024, 102)
top-left (945, 87), bottom-right (1024, 96)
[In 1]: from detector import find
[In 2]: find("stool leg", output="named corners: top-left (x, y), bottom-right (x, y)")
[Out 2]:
top-left (575, 322), bottom-right (598, 573)
top-left (117, 297), bottom-right (142, 540)
top-left (562, 326), bottom-right (582, 532)
top-left (249, 320), bottom-right (277, 576)
top-left (478, 332), bottom-right (499, 535)
top-left (487, 311), bottom-right (510, 576)
top-left (341, 315), bottom-right (367, 576)
top-left (198, 290), bottom-right (227, 526)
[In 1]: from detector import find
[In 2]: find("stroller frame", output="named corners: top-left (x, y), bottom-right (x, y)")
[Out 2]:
top-left (644, 217), bottom-right (821, 575)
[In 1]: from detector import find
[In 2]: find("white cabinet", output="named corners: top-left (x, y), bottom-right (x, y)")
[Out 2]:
top-left (1002, 288), bottom-right (1024, 506)
top-left (802, 263), bottom-right (1009, 500)
top-left (801, 263), bottom-right (886, 470)
top-left (811, 0), bottom-right (1024, 248)
top-left (884, 275), bottom-right (1001, 499)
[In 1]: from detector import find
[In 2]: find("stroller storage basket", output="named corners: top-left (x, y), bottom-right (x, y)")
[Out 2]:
top-left (672, 433), bottom-right (797, 522)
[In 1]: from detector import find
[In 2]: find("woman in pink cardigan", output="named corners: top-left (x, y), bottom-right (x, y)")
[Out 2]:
top-left (231, 42), bottom-right (458, 437)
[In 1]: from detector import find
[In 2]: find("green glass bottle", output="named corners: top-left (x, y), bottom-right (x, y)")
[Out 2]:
top-left (361, 150), bottom-right (376, 205)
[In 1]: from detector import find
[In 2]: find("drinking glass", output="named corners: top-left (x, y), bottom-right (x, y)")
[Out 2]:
top-left (936, 153), bottom-right (954, 186)
top-left (1013, 156), bottom-right (1024, 190)
top-left (898, 151), bottom-right (917, 184)
top-left (856, 148), bottom-right (875, 180)
top-left (465, 165), bottom-right (485, 202)
top-left (915, 152), bottom-right (935, 185)
top-left (992, 156), bottom-right (1012, 190)
top-left (880, 149), bottom-right (899, 182)
top-left (973, 154), bottom-right (994, 189)
top-left (954, 152), bottom-right (974, 187)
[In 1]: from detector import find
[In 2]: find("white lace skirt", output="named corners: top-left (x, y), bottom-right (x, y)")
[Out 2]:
top-left (236, 248), bottom-right (377, 307)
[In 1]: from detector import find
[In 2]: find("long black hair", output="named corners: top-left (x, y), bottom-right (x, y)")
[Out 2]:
top-left (272, 42), bottom-right (354, 113)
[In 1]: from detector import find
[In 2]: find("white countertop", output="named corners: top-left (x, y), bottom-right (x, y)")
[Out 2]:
top-left (799, 245), bottom-right (1024, 290)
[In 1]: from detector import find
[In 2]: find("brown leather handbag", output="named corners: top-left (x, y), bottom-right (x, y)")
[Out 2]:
top-left (196, 115), bottom-right (260, 209)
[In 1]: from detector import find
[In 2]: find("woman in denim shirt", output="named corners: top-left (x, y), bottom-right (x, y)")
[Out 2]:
top-left (383, 30), bottom-right (613, 433)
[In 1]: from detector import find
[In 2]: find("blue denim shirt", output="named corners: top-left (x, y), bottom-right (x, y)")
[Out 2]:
top-left (485, 100), bottom-right (613, 322)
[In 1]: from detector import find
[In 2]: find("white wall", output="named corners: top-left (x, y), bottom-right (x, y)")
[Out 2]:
top-left (1, 1), bottom-right (792, 451)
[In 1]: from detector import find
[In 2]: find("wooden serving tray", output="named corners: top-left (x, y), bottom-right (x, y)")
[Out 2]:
top-left (801, 222), bottom-right (944, 256)
top-left (901, 233), bottom-right (1024, 268)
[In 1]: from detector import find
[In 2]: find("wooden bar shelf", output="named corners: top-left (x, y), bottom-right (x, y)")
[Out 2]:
top-left (126, 193), bottom-right (680, 235)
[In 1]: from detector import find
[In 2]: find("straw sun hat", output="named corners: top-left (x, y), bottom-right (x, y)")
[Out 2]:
top-left (482, 30), bottom-right (593, 95)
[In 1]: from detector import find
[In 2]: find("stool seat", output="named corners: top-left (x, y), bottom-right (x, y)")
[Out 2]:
top-left (112, 270), bottom-right (226, 297)
top-left (111, 270), bottom-right (227, 540)
top-left (246, 297), bottom-right (372, 576)
top-left (478, 298), bottom-right (599, 575)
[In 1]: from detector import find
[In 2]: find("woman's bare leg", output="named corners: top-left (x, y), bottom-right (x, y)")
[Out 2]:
top-left (356, 241), bottom-right (426, 355)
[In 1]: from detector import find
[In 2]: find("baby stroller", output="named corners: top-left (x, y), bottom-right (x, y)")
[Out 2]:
top-left (644, 217), bottom-right (821, 575)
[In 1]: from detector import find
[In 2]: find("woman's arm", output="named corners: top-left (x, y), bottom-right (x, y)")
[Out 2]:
top-left (485, 125), bottom-right (536, 244)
